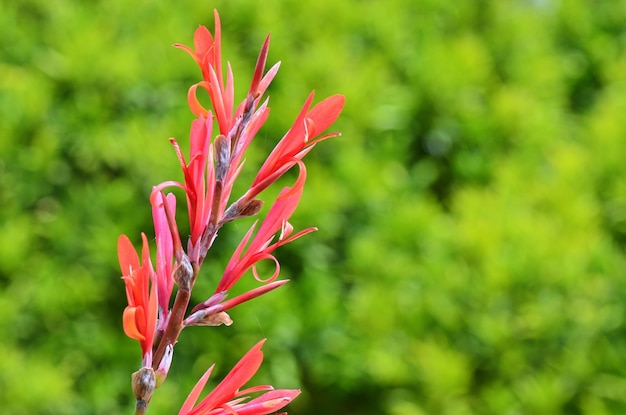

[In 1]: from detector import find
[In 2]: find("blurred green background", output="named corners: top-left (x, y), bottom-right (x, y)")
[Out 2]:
top-left (3, 0), bottom-right (626, 414)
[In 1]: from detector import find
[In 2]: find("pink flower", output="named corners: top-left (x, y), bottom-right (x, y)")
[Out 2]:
top-left (154, 115), bottom-right (216, 263)
top-left (118, 233), bottom-right (158, 366)
top-left (161, 10), bottom-right (284, 263)
top-left (151, 191), bottom-right (177, 321)
top-left (185, 164), bottom-right (312, 326)
top-left (175, 10), bottom-right (280, 222)
top-left (217, 163), bottom-right (314, 294)
top-left (175, 10), bottom-right (279, 136)
top-left (179, 340), bottom-right (300, 415)
top-left (244, 93), bottom-right (345, 201)
top-left (174, 9), bottom-right (231, 133)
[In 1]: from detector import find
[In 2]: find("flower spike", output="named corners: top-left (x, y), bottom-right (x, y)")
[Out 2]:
top-left (118, 8), bottom-right (344, 413)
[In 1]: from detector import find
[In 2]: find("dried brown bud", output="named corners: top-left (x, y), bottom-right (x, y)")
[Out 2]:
top-left (131, 367), bottom-right (156, 404)
top-left (185, 310), bottom-right (233, 327)
top-left (239, 199), bottom-right (263, 217)
top-left (172, 255), bottom-right (193, 291)
top-left (222, 199), bottom-right (263, 223)
top-left (201, 311), bottom-right (233, 326)
top-left (214, 134), bottom-right (230, 181)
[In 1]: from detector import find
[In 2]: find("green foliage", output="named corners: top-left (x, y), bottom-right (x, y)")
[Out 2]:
top-left (2, 0), bottom-right (626, 414)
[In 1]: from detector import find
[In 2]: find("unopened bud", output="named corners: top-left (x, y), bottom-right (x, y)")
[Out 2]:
top-left (239, 199), bottom-right (263, 217)
top-left (131, 367), bottom-right (156, 404)
top-left (155, 344), bottom-right (173, 387)
top-left (242, 94), bottom-right (256, 123)
top-left (185, 310), bottom-right (233, 327)
top-left (222, 199), bottom-right (263, 223)
top-left (214, 134), bottom-right (230, 181)
top-left (173, 255), bottom-right (193, 291)
top-left (203, 311), bottom-right (233, 326)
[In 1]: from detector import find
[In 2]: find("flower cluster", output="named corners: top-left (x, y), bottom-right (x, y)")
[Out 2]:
top-left (117, 9), bottom-right (344, 414)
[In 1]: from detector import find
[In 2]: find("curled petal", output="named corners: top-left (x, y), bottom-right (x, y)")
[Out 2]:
top-left (122, 307), bottom-right (145, 341)
top-left (173, 41), bottom-right (198, 62)
top-left (188, 83), bottom-right (210, 117)
top-left (251, 254), bottom-right (280, 284)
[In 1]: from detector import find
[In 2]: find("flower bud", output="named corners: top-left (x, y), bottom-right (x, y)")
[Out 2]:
top-left (155, 344), bottom-right (173, 387)
top-left (132, 367), bottom-right (156, 404)
top-left (214, 134), bottom-right (230, 181)
top-left (239, 199), bottom-right (264, 217)
top-left (173, 254), bottom-right (193, 291)
top-left (199, 311), bottom-right (233, 326)
top-left (184, 309), bottom-right (233, 327)
top-left (222, 199), bottom-right (263, 223)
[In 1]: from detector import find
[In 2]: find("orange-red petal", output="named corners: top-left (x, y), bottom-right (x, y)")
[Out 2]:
top-left (123, 307), bottom-right (146, 341)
